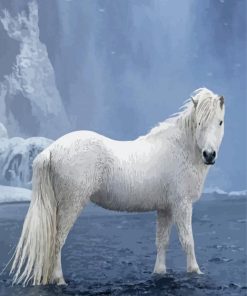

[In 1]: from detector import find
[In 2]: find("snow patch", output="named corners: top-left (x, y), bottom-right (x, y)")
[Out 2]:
top-left (229, 190), bottom-right (247, 197)
top-left (204, 187), bottom-right (247, 198)
top-left (203, 187), bottom-right (227, 195)
top-left (0, 185), bottom-right (31, 204)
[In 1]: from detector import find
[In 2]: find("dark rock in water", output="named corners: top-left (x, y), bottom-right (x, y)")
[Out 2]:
top-left (209, 257), bottom-right (233, 263)
top-left (237, 219), bottom-right (247, 224)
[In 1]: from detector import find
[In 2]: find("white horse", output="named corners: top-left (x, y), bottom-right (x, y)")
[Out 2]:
top-left (11, 88), bottom-right (225, 286)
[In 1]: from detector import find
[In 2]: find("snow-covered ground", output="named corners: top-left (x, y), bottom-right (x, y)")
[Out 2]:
top-left (204, 186), bottom-right (247, 197)
top-left (0, 185), bottom-right (31, 204)
top-left (204, 186), bottom-right (227, 195)
top-left (228, 190), bottom-right (247, 197)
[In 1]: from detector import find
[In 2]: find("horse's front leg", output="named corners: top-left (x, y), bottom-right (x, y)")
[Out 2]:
top-left (175, 201), bottom-right (202, 274)
top-left (153, 209), bottom-right (172, 274)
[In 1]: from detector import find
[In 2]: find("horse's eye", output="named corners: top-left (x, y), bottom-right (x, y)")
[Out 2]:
top-left (219, 120), bottom-right (223, 126)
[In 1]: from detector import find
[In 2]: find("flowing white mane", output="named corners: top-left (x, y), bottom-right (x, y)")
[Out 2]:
top-left (148, 87), bottom-right (217, 137)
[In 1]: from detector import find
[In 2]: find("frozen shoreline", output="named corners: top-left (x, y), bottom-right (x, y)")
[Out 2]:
top-left (0, 185), bottom-right (31, 204)
top-left (0, 185), bottom-right (246, 205)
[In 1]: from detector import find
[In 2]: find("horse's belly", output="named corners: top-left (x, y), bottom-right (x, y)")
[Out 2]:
top-left (91, 195), bottom-right (156, 212)
top-left (90, 182), bottom-right (164, 212)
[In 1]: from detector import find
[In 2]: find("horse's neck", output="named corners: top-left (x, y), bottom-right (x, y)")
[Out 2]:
top-left (150, 110), bottom-right (206, 171)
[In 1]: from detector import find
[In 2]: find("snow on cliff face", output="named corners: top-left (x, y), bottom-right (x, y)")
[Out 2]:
top-left (0, 1), bottom-right (71, 138)
top-left (0, 123), bottom-right (52, 188)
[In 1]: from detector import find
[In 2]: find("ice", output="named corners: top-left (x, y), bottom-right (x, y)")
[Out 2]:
top-left (0, 123), bottom-right (52, 188)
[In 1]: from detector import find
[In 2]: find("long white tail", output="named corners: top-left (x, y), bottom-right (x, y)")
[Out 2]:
top-left (10, 150), bottom-right (57, 286)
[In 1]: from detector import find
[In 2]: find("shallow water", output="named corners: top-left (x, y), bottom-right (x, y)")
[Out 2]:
top-left (0, 196), bottom-right (246, 295)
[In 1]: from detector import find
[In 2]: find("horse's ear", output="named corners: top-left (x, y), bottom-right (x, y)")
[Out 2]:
top-left (191, 96), bottom-right (198, 108)
top-left (219, 96), bottom-right (224, 109)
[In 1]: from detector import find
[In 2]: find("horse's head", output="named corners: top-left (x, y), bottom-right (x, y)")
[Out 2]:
top-left (192, 89), bottom-right (225, 165)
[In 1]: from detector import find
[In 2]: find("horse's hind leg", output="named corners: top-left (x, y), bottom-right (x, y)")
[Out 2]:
top-left (51, 193), bottom-right (90, 285)
top-left (52, 247), bottom-right (65, 285)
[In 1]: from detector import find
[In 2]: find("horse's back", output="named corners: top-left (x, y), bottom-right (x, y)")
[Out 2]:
top-left (39, 131), bottom-right (111, 195)
top-left (50, 130), bottom-right (108, 147)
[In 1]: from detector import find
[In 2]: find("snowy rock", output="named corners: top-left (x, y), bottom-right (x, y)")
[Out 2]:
top-left (0, 135), bottom-right (52, 188)
top-left (0, 185), bottom-right (31, 204)
top-left (0, 1), bottom-right (71, 138)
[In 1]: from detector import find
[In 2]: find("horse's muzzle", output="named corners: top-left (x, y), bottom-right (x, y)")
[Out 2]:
top-left (202, 150), bottom-right (216, 165)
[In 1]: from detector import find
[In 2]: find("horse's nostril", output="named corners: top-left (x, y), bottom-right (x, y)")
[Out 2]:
top-left (203, 150), bottom-right (216, 163)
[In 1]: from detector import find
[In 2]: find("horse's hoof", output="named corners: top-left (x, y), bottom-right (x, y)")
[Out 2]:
top-left (153, 266), bottom-right (167, 275)
top-left (187, 267), bottom-right (204, 274)
top-left (196, 270), bottom-right (204, 275)
top-left (57, 279), bottom-right (67, 286)
top-left (52, 277), bottom-right (67, 286)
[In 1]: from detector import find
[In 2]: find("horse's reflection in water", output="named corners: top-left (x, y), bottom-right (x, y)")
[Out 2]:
top-left (11, 88), bottom-right (225, 286)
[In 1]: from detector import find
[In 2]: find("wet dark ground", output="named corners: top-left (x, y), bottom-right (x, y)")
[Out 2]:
top-left (0, 195), bottom-right (246, 296)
